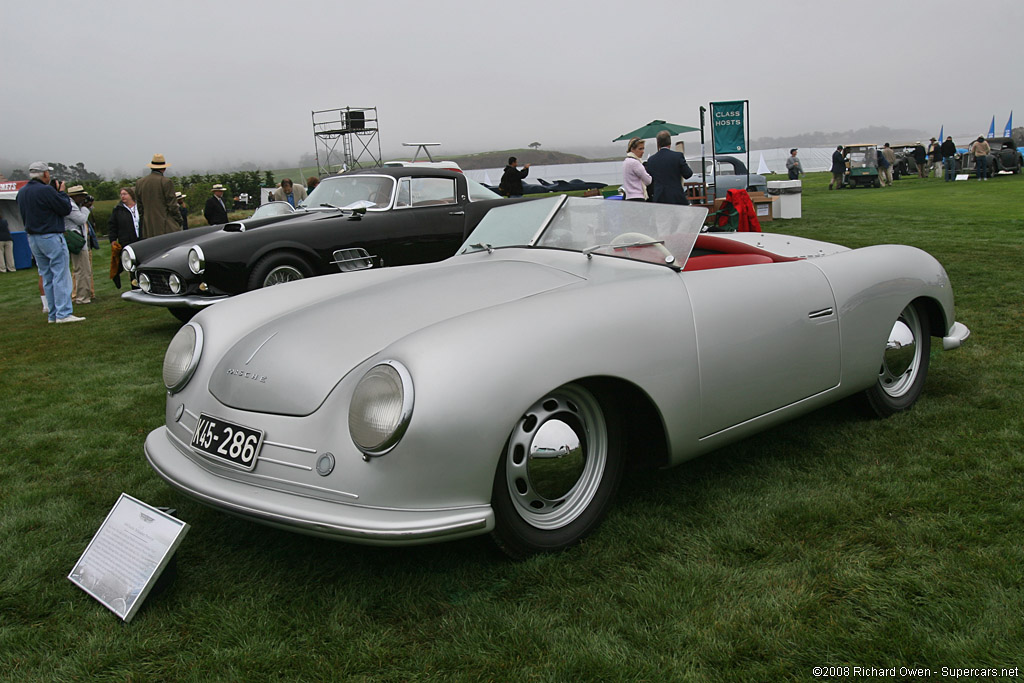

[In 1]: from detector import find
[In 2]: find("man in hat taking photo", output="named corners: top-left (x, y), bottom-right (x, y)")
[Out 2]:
top-left (204, 184), bottom-right (229, 225)
top-left (65, 186), bottom-right (94, 305)
top-left (16, 162), bottom-right (84, 323)
top-left (135, 153), bottom-right (182, 238)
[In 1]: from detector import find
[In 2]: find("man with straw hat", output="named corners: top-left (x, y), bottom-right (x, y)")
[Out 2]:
top-left (204, 183), bottom-right (229, 225)
top-left (135, 153), bottom-right (182, 238)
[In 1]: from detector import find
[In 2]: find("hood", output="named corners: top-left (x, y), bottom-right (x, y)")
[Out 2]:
top-left (207, 258), bottom-right (584, 416)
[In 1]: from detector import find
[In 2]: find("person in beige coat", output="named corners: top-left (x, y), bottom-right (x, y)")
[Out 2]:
top-left (270, 178), bottom-right (307, 207)
top-left (135, 153), bottom-right (181, 238)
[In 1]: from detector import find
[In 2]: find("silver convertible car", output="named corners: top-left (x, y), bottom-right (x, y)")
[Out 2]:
top-left (146, 196), bottom-right (969, 558)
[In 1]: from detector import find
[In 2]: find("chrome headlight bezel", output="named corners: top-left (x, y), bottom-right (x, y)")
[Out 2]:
top-left (163, 322), bottom-right (204, 394)
top-left (138, 272), bottom-right (151, 292)
top-left (188, 245), bottom-right (205, 275)
top-left (121, 245), bottom-right (137, 272)
top-left (168, 273), bottom-right (182, 294)
top-left (348, 361), bottom-right (414, 457)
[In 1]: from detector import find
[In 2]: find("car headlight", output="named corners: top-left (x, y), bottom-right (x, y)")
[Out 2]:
top-left (139, 272), bottom-right (151, 292)
top-left (121, 245), bottom-right (137, 272)
top-left (169, 273), bottom-right (182, 294)
top-left (349, 361), bottom-right (413, 456)
top-left (163, 323), bottom-right (203, 393)
top-left (188, 246), bottom-right (205, 275)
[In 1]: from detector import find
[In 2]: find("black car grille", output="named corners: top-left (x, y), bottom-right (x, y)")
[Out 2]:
top-left (141, 270), bottom-right (176, 295)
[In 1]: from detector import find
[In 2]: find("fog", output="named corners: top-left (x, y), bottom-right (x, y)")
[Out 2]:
top-left (1, 0), bottom-right (1018, 176)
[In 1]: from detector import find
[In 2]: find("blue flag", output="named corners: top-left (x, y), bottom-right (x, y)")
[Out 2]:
top-left (988, 116), bottom-right (995, 138)
top-left (939, 125), bottom-right (944, 141)
top-left (1005, 112), bottom-right (1013, 137)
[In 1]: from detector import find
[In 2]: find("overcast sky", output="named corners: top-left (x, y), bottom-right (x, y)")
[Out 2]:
top-left (2, 0), bottom-right (1019, 176)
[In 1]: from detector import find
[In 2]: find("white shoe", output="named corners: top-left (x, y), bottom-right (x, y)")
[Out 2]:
top-left (55, 315), bottom-right (86, 324)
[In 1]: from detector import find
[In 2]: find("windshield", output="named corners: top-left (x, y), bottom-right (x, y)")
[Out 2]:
top-left (460, 196), bottom-right (708, 268)
top-left (300, 175), bottom-right (395, 210)
top-left (847, 148), bottom-right (877, 168)
top-left (467, 177), bottom-right (500, 201)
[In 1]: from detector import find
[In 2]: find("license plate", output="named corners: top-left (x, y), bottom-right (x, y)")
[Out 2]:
top-left (191, 413), bottom-right (264, 470)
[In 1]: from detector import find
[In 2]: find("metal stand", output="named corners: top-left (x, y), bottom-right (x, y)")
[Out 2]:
top-left (312, 107), bottom-right (382, 176)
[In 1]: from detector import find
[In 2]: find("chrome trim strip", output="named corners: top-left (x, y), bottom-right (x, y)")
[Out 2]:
top-left (698, 385), bottom-right (838, 441)
top-left (263, 440), bottom-right (318, 454)
top-left (258, 457), bottom-right (313, 471)
top-left (246, 333), bottom-right (278, 365)
top-left (527, 194), bottom-right (568, 246)
top-left (808, 307), bottom-right (834, 319)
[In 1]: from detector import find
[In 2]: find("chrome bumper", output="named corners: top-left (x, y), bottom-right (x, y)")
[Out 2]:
top-left (121, 289), bottom-right (229, 309)
top-left (942, 321), bottom-right (971, 350)
top-left (144, 427), bottom-right (494, 545)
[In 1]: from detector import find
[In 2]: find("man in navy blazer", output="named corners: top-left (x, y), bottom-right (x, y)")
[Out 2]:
top-left (645, 130), bottom-right (694, 205)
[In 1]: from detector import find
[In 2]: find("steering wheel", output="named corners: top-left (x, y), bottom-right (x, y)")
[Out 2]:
top-left (610, 232), bottom-right (674, 261)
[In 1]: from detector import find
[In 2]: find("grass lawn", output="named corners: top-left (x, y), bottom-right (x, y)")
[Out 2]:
top-left (1, 171), bottom-right (1022, 681)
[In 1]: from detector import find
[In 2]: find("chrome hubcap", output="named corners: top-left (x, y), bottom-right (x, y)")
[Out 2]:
top-left (879, 305), bottom-right (922, 398)
top-left (263, 265), bottom-right (304, 287)
top-left (506, 385), bottom-right (606, 530)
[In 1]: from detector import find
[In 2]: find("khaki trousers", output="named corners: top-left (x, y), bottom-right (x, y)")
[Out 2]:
top-left (0, 240), bottom-right (14, 272)
top-left (70, 248), bottom-right (93, 304)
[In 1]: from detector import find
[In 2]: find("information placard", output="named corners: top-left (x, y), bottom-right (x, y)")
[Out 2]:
top-left (68, 493), bottom-right (189, 623)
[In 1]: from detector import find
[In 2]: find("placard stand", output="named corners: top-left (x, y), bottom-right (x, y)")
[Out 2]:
top-left (68, 493), bottom-right (189, 623)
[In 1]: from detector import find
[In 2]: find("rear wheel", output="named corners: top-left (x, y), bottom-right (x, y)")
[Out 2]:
top-left (863, 302), bottom-right (931, 417)
top-left (168, 307), bottom-right (196, 323)
top-left (491, 383), bottom-right (623, 559)
top-left (248, 252), bottom-right (313, 290)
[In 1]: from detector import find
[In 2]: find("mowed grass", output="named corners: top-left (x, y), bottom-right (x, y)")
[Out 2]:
top-left (1, 171), bottom-right (1022, 681)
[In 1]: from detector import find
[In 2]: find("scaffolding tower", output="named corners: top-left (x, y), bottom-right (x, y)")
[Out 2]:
top-left (311, 106), bottom-right (382, 176)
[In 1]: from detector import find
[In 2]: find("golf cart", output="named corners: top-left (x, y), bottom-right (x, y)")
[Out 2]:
top-left (843, 144), bottom-right (881, 188)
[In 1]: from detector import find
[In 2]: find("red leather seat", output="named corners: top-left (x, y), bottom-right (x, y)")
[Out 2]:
top-left (682, 253), bottom-right (774, 271)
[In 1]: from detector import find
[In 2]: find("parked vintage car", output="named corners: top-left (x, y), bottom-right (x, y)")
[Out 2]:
top-left (121, 167), bottom-right (507, 321)
top-left (144, 196), bottom-right (970, 558)
top-left (687, 155), bottom-right (768, 202)
top-left (965, 137), bottom-right (1021, 174)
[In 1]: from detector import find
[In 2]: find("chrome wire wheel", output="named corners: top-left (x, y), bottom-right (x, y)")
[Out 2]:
top-left (263, 265), bottom-right (305, 287)
top-left (505, 384), bottom-right (607, 530)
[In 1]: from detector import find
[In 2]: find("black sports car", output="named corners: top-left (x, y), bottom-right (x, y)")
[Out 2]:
top-left (121, 168), bottom-right (510, 321)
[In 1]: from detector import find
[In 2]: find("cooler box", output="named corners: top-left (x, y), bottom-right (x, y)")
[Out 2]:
top-left (767, 180), bottom-right (802, 219)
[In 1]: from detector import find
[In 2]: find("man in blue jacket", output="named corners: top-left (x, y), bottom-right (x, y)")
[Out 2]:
top-left (16, 161), bottom-right (84, 323)
top-left (645, 131), bottom-right (694, 205)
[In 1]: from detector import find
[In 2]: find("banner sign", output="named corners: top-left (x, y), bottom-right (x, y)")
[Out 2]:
top-left (711, 101), bottom-right (746, 154)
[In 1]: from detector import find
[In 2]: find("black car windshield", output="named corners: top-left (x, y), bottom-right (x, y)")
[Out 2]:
top-left (460, 196), bottom-right (708, 268)
top-left (300, 175), bottom-right (395, 210)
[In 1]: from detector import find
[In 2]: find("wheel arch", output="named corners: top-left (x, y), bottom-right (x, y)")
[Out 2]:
top-left (247, 243), bottom-right (322, 274)
top-left (574, 375), bottom-right (671, 471)
top-left (914, 294), bottom-right (950, 339)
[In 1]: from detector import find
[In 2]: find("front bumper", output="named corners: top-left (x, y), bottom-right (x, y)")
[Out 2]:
top-left (942, 321), bottom-right (971, 351)
top-left (144, 426), bottom-right (494, 545)
top-left (122, 289), bottom-right (229, 309)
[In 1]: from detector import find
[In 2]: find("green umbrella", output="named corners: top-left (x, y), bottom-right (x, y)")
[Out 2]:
top-left (613, 119), bottom-right (699, 142)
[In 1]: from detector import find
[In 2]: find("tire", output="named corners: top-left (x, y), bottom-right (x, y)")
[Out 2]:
top-left (873, 177), bottom-right (882, 188)
top-left (491, 382), bottom-right (623, 559)
top-left (169, 307), bottom-right (196, 323)
top-left (248, 252), bottom-right (313, 290)
top-left (862, 302), bottom-right (931, 417)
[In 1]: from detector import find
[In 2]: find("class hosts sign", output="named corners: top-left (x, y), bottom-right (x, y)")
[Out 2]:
top-left (711, 101), bottom-right (747, 154)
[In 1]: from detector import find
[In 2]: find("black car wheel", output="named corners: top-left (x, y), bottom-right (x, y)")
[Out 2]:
top-left (168, 307), bottom-right (196, 323)
top-left (863, 302), bottom-right (931, 417)
top-left (248, 252), bottom-right (314, 290)
top-left (491, 382), bottom-right (623, 559)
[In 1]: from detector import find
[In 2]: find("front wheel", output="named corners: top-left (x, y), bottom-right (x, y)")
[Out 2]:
top-left (491, 383), bottom-right (623, 559)
top-left (248, 252), bottom-right (313, 290)
top-left (862, 302), bottom-right (931, 417)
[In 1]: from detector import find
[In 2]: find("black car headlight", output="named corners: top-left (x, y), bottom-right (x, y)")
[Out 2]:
top-left (349, 361), bottom-right (413, 456)
top-left (138, 272), bottom-right (151, 293)
top-left (169, 273), bottom-right (182, 294)
top-left (188, 246), bottom-right (205, 275)
top-left (163, 323), bottom-right (203, 393)
top-left (121, 245), bottom-right (137, 272)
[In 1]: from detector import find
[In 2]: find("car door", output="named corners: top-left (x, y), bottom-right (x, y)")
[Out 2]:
top-left (380, 176), bottom-right (468, 266)
top-left (681, 260), bottom-right (841, 437)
